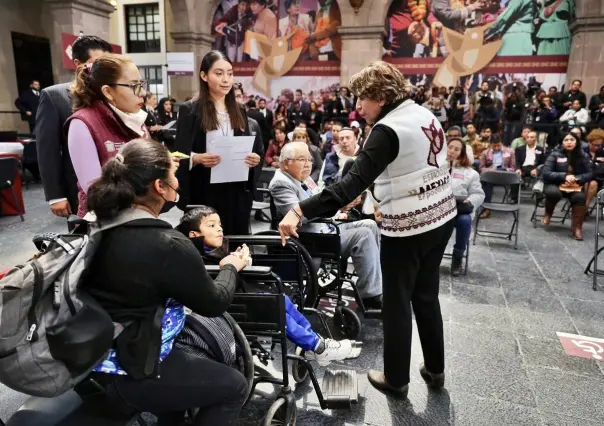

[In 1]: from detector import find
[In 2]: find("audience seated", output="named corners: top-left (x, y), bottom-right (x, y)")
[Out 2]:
top-left (318, 127), bottom-right (359, 188)
top-left (560, 99), bottom-right (590, 132)
top-left (269, 142), bottom-right (383, 309)
top-left (471, 127), bottom-right (492, 169)
top-left (542, 132), bottom-right (592, 240)
top-left (510, 126), bottom-right (532, 151)
top-left (479, 135), bottom-right (516, 218)
top-left (264, 126), bottom-right (289, 168)
top-left (176, 206), bottom-right (358, 366)
top-left (292, 128), bottom-right (323, 182)
top-left (512, 130), bottom-right (545, 202)
top-left (447, 137), bottom-right (485, 276)
top-left (448, 126), bottom-right (473, 160)
top-left (584, 129), bottom-right (604, 211)
top-left (462, 123), bottom-right (478, 147)
top-left (83, 139), bottom-right (248, 426)
top-left (320, 121), bottom-right (342, 159)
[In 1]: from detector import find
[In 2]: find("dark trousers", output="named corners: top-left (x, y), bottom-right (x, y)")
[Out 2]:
top-left (380, 219), bottom-right (455, 387)
top-left (544, 184), bottom-right (586, 206)
top-left (482, 182), bottom-right (494, 203)
top-left (453, 214), bottom-right (472, 257)
top-left (101, 346), bottom-right (247, 426)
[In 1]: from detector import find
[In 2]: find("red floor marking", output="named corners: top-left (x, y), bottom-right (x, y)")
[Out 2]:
top-left (557, 332), bottom-right (604, 360)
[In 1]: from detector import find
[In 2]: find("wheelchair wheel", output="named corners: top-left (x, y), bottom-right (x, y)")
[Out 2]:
top-left (334, 307), bottom-right (362, 340)
top-left (224, 313), bottom-right (255, 404)
top-left (261, 397), bottom-right (297, 426)
top-left (291, 347), bottom-right (310, 384)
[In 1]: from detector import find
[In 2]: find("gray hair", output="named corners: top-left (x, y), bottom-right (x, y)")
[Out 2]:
top-left (279, 142), bottom-right (308, 165)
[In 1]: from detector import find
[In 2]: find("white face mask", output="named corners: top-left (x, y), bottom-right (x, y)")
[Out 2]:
top-left (109, 104), bottom-right (148, 137)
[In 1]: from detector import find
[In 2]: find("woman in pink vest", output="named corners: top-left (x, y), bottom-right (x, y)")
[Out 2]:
top-left (65, 53), bottom-right (150, 217)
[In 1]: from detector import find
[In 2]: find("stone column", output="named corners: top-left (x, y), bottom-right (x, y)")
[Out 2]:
top-left (339, 26), bottom-right (385, 85)
top-left (567, 0), bottom-right (604, 95)
top-left (169, 31), bottom-right (214, 100)
top-left (42, 0), bottom-right (115, 83)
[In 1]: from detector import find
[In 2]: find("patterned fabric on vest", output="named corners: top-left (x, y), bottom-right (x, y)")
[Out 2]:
top-left (65, 101), bottom-right (146, 217)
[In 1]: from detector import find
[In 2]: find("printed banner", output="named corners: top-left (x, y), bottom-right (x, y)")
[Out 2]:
top-left (61, 33), bottom-right (122, 70)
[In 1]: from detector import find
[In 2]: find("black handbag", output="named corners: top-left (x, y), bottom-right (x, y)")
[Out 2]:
top-left (456, 199), bottom-right (474, 215)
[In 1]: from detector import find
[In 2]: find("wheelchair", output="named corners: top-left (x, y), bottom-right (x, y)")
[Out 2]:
top-left (210, 234), bottom-right (362, 422)
top-left (1, 216), bottom-right (256, 426)
top-left (264, 207), bottom-right (381, 340)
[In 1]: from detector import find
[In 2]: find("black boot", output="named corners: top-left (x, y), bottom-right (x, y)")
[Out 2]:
top-left (451, 254), bottom-right (463, 277)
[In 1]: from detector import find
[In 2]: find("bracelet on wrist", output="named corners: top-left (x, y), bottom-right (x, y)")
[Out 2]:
top-left (291, 208), bottom-right (303, 221)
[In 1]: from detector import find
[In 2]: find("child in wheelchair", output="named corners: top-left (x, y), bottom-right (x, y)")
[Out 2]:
top-left (177, 206), bottom-right (361, 366)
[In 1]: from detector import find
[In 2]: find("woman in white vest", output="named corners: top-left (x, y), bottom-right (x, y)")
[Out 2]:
top-left (278, 61), bottom-right (456, 397)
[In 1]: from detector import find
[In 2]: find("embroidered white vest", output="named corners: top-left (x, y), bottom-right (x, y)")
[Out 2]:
top-left (370, 100), bottom-right (456, 237)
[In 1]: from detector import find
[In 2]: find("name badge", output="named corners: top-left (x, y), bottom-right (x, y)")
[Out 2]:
top-left (503, 153), bottom-right (511, 158)
top-left (536, 150), bottom-right (543, 155)
top-left (536, 117), bottom-right (541, 122)
top-left (557, 157), bottom-right (568, 163)
top-left (453, 173), bottom-right (465, 179)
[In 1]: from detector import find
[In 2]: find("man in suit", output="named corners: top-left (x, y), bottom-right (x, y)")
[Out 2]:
top-left (511, 130), bottom-right (545, 203)
top-left (479, 135), bottom-right (516, 218)
top-left (257, 98), bottom-right (273, 148)
top-left (269, 141), bottom-right (383, 309)
top-left (246, 99), bottom-right (269, 152)
top-left (35, 35), bottom-right (112, 217)
top-left (15, 80), bottom-right (41, 133)
top-left (293, 89), bottom-right (310, 116)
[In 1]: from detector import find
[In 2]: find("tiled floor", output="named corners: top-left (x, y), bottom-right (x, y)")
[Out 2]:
top-left (2, 185), bottom-right (604, 425)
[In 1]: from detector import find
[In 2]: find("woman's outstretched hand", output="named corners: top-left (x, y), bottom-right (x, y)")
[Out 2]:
top-left (279, 208), bottom-right (302, 246)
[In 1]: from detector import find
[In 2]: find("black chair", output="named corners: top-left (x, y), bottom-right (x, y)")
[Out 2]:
top-left (0, 157), bottom-right (24, 221)
top-left (20, 142), bottom-right (38, 188)
top-left (0, 131), bottom-right (18, 142)
top-left (473, 170), bottom-right (521, 249)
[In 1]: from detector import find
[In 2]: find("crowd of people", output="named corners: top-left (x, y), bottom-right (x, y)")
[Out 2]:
top-left (8, 29), bottom-right (603, 426)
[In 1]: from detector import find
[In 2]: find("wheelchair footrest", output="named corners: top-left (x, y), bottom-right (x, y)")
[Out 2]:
top-left (322, 369), bottom-right (359, 409)
top-left (363, 309), bottom-right (382, 319)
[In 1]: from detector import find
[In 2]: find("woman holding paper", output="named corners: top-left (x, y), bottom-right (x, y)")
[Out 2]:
top-left (175, 50), bottom-right (263, 235)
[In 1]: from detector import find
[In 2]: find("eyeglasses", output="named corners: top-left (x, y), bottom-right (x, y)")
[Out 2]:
top-left (288, 157), bottom-right (314, 164)
top-left (109, 80), bottom-right (147, 96)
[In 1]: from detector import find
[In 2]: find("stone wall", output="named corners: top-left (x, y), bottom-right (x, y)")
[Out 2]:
top-left (567, 0), bottom-right (604, 95)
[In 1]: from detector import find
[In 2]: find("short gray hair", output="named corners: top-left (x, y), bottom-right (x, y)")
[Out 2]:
top-left (279, 142), bottom-right (308, 165)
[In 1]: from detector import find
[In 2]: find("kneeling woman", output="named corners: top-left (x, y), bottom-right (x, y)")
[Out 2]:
top-left (447, 137), bottom-right (485, 276)
top-left (542, 132), bottom-right (592, 240)
top-left (177, 206), bottom-right (359, 366)
top-left (84, 139), bottom-right (248, 426)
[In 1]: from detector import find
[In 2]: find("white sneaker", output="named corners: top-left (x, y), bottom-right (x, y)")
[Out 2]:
top-left (307, 339), bottom-right (354, 367)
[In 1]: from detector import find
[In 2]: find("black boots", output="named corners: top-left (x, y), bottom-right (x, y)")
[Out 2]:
top-left (451, 254), bottom-right (463, 277)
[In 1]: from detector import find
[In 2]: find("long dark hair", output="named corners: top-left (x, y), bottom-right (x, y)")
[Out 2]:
top-left (198, 50), bottom-right (246, 132)
top-left (87, 139), bottom-right (171, 221)
top-left (560, 132), bottom-right (584, 173)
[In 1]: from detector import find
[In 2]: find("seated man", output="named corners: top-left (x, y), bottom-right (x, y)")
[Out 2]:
top-left (512, 130), bottom-right (545, 203)
top-left (318, 127), bottom-right (359, 188)
top-left (471, 127), bottom-right (492, 170)
top-left (177, 206), bottom-right (360, 365)
top-left (478, 135), bottom-right (516, 218)
top-left (510, 126), bottom-right (532, 151)
top-left (269, 142), bottom-right (383, 309)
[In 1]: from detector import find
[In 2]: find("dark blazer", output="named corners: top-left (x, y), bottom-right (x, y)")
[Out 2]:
top-left (308, 110), bottom-right (323, 133)
top-left (325, 99), bottom-right (343, 119)
top-left (16, 89), bottom-right (40, 124)
top-left (542, 149), bottom-right (592, 185)
top-left (84, 216), bottom-right (238, 379)
top-left (515, 145), bottom-right (545, 170)
top-left (158, 110), bottom-right (177, 126)
top-left (174, 100), bottom-right (264, 210)
top-left (258, 108), bottom-right (273, 136)
top-left (35, 83), bottom-right (79, 212)
top-left (247, 108), bottom-right (269, 149)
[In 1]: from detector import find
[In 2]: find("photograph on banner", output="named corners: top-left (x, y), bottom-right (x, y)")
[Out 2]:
top-left (383, 0), bottom-right (576, 59)
top-left (211, 0), bottom-right (341, 63)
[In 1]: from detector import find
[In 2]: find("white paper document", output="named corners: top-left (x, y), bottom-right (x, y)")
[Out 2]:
top-left (161, 120), bottom-right (177, 130)
top-left (207, 136), bottom-right (256, 184)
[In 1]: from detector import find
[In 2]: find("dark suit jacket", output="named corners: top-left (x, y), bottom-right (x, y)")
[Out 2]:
top-left (16, 89), bottom-right (40, 125)
top-left (247, 109), bottom-right (269, 149)
top-left (257, 108), bottom-right (273, 146)
top-left (35, 83), bottom-right (78, 211)
top-left (514, 145), bottom-right (545, 170)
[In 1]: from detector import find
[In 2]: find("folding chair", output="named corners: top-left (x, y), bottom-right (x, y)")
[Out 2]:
top-left (443, 234), bottom-right (470, 276)
top-left (473, 170), bottom-right (521, 249)
top-left (0, 157), bottom-right (24, 221)
top-left (584, 188), bottom-right (604, 291)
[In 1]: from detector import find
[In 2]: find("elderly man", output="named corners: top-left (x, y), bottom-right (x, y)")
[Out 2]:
top-left (269, 142), bottom-right (383, 309)
top-left (318, 127), bottom-right (359, 188)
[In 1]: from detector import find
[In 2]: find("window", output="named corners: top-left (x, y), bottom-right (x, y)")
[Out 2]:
top-left (139, 65), bottom-right (164, 97)
top-left (125, 3), bottom-right (161, 53)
